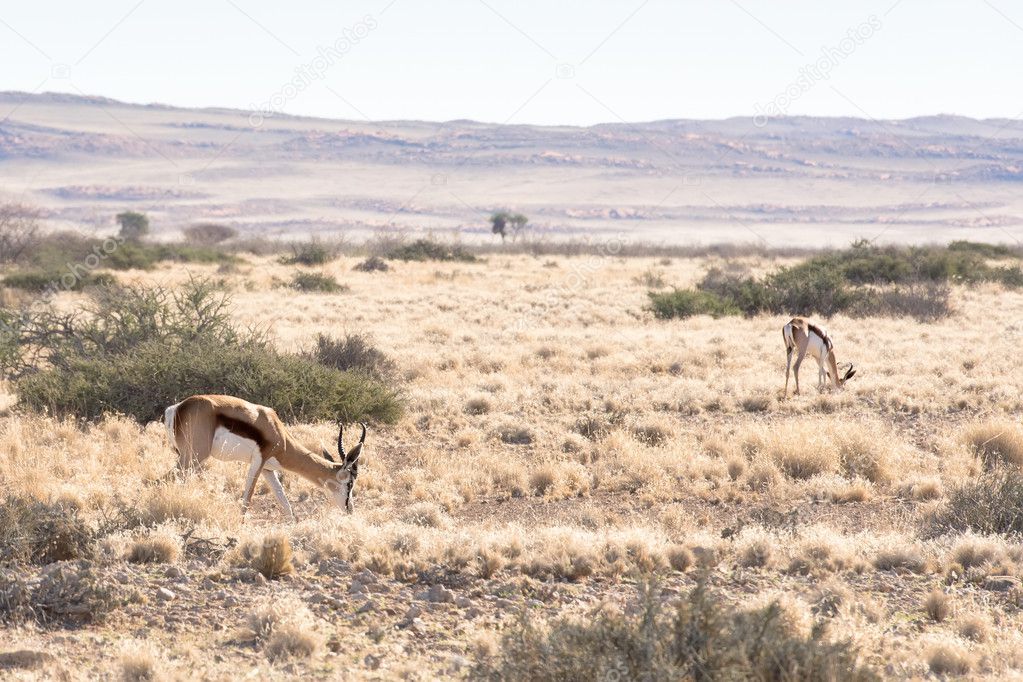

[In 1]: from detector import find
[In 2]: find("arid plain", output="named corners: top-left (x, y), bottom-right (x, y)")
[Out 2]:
top-left (1, 248), bottom-right (1023, 679)
top-left (2, 94), bottom-right (1023, 680)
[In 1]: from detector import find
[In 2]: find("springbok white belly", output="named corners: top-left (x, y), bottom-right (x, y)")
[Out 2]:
top-left (211, 427), bottom-right (282, 471)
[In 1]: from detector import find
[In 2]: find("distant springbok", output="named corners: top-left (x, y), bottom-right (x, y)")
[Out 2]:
top-left (164, 394), bottom-right (365, 519)
top-left (782, 318), bottom-right (856, 397)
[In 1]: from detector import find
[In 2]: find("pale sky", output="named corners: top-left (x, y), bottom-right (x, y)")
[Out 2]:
top-left (1, 0), bottom-right (1021, 125)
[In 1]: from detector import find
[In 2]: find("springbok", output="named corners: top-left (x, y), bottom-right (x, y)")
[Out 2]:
top-left (782, 317), bottom-right (856, 397)
top-left (164, 394), bottom-right (365, 519)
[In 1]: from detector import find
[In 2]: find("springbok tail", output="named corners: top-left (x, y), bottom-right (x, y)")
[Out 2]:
top-left (782, 323), bottom-right (795, 352)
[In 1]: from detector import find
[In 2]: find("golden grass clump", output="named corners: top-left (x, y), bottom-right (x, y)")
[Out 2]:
top-left (966, 420), bottom-right (1023, 469)
top-left (401, 501), bottom-right (449, 528)
top-left (235, 533), bottom-right (295, 580)
top-left (873, 545), bottom-right (928, 574)
top-left (927, 640), bottom-right (974, 677)
top-left (735, 529), bottom-right (774, 568)
top-left (244, 598), bottom-right (323, 661)
top-left (951, 535), bottom-right (1003, 570)
top-left (924, 588), bottom-right (951, 622)
top-left (958, 614), bottom-right (991, 643)
top-left (118, 643), bottom-right (160, 682)
top-left (126, 527), bottom-right (181, 565)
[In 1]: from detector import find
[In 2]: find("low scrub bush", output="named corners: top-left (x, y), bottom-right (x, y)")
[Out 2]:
top-left (384, 239), bottom-right (477, 263)
top-left (289, 272), bottom-right (347, 293)
top-left (306, 332), bottom-right (396, 380)
top-left (352, 255), bottom-right (389, 272)
top-left (473, 581), bottom-right (876, 681)
top-left (0, 497), bottom-right (94, 566)
top-left (280, 241), bottom-right (336, 266)
top-left (649, 240), bottom-right (1022, 320)
top-left (930, 468), bottom-right (1023, 536)
top-left (1, 562), bottom-right (121, 625)
top-left (3, 269), bottom-right (115, 293)
top-left (182, 222), bottom-right (238, 245)
top-left (648, 288), bottom-right (739, 320)
top-left (17, 337), bottom-right (401, 423)
top-left (4, 279), bottom-right (401, 423)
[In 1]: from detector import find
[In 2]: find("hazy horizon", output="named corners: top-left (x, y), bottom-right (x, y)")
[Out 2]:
top-left (2, 1), bottom-right (1022, 126)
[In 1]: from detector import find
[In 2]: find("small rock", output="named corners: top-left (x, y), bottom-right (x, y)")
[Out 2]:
top-left (252, 572), bottom-right (268, 586)
top-left (494, 598), bottom-right (514, 610)
top-left (454, 596), bottom-right (473, 609)
top-left (403, 605), bottom-right (423, 622)
top-left (213, 590), bottom-right (229, 600)
top-left (113, 571), bottom-right (131, 584)
top-left (422, 584), bottom-right (454, 603)
top-left (308, 592), bottom-right (328, 604)
top-left (356, 600), bottom-right (376, 614)
top-left (349, 581), bottom-right (367, 594)
top-left (465, 607), bottom-right (483, 619)
top-left (354, 569), bottom-right (377, 585)
top-left (164, 566), bottom-right (186, 579)
top-left (224, 596), bottom-right (240, 607)
top-left (155, 587), bottom-right (176, 602)
top-left (364, 654), bottom-right (382, 670)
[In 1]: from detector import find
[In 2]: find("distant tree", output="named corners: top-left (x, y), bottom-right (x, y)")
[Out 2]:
top-left (490, 211), bottom-right (528, 241)
top-left (116, 211), bottom-right (149, 241)
top-left (0, 202), bottom-right (41, 263)
top-left (183, 222), bottom-right (238, 246)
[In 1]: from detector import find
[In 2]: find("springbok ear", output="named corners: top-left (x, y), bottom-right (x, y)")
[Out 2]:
top-left (322, 446), bottom-right (336, 463)
top-left (344, 442), bottom-right (362, 467)
top-left (846, 369), bottom-right (857, 380)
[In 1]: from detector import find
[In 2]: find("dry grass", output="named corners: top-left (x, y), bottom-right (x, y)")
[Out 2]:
top-left (967, 421), bottom-right (1023, 469)
top-left (244, 598), bottom-right (323, 661)
top-left (3, 253), bottom-right (1023, 678)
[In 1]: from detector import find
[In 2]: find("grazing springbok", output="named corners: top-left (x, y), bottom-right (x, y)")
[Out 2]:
top-left (164, 394), bottom-right (365, 519)
top-left (782, 318), bottom-right (856, 397)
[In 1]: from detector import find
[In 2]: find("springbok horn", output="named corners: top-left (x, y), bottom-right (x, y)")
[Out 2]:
top-left (358, 422), bottom-right (367, 445)
top-left (337, 422), bottom-right (345, 458)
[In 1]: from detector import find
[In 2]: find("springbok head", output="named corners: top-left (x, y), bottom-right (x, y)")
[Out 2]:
top-left (322, 422), bottom-right (366, 513)
top-left (836, 362), bottom-right (857, 387)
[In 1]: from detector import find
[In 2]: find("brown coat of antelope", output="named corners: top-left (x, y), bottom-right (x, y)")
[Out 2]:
top-left (782, 317), bottom-right (856, 397)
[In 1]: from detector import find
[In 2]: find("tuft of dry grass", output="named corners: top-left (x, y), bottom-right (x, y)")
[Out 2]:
top-left (126, 528), bottom-right (181, 565)
top-left (958, 614), bottom-right (990, 643)
top-left (235, 533), bottom-right (295, 580)
top-left (402, 502), bottom-right (448, 528)
top-left (966, 421), bottom-right (1023, 469)
top-left (244, 598), bottom-right (323, 661)
top-left (927, 641), bottom-right (974, 676)
top-left (924, 589), bottom-right (951, 622)
top-left (118, 643), bottom-right (160, 682)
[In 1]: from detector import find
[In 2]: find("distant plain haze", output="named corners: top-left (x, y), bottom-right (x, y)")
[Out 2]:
top-left (1, 0), bottom-right (1021, 125)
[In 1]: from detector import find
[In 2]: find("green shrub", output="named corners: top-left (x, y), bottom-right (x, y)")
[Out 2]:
top-left (929, 469), bottom-right (1023, 536)
top-left (353, 256), bottom-right (389, 272)
top-left (648, 241), bottom-right (1020, 320)
top-left (17, 337), bottom-right (401, 423)
top-left (384, 239), bottom-right (477, 263)
top-left (948, 240), bottom-right (1015, 258)
top-left (306, 332), bottom-right (396, 380)
top-left (281, 241), bottom-right (335, 266)
top-left (3, 270), bottom-right (115, 293)
top-left (6, 279), bottom-right (401, 423)
top-left (289, 272), bottom-right (347, 293)
top-left (183, 222), bottom-right (238, 245)
top-left (473, 581), bottom-right (876, 681)
top-left (647, 288), bottom-right (739, 319)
